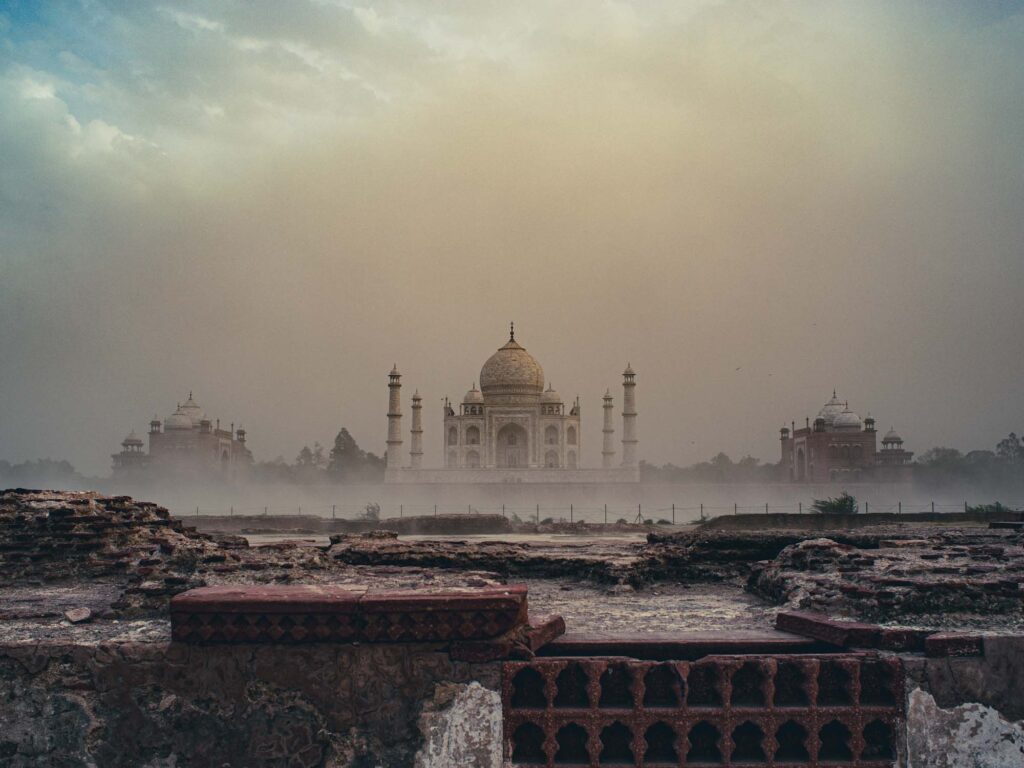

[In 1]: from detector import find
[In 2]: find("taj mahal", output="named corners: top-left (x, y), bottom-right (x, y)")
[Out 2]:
top-left (383, 325), bottom-right (640, 484)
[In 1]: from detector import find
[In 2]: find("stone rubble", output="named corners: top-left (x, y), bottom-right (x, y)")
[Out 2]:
top-left (747, 531), bottom-right (1024, 628)
top-left (326, 530), bottom-right (645, 583)
top-left (0, 489), bottom-right (229, 616)
top-left (6, 489), bottom-right (1024, 635)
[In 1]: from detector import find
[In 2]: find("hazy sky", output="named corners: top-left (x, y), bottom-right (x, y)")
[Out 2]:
top-left (2, 0), bottom-right (1023, 476)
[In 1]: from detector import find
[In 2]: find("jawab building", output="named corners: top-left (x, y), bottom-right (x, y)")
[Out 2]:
top-left (383, 326), bottom-right (639, 484)
top-left (111, 393), bottom-right (251, 482)
top-left (779, 391), bottom-right (913, 483)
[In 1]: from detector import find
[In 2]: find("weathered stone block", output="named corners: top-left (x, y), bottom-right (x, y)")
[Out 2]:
top-left (775, 610), bottom-right (879, 647)
top-left (925, 632), bottom-right (984, 658)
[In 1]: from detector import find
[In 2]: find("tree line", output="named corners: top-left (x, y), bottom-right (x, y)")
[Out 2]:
top-left (640, 453), bottom-right (778, 483)
top-left (911, 432), bottom-right (1024, 488)
top-left (251, 428), bottom-right (385, 484)
top-left (4, 431), bottom-right (1023, 489)
top-left (641, 432), bottom-right (1024, 487)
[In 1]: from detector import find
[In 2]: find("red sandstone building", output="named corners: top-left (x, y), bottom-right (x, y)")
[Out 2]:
top-left (780, 392), bottom-right (913, 483)
top-left (112, 392), bottom-right (251, 482)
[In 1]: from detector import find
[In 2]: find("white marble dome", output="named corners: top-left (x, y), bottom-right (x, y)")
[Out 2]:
top-left (817, 392), bottom-right (845, 425)
top-left (463, 383), bottom-right (484, 404)
top-left (883, 428), bottom-right (903, 443)
top-left (479, 338), bottom-right (545, 396)
top-left (540, 384), bottom-right (562, 404)
top-left (833, 407), bottom-right (863, 430)
top-left (164, 408), bottom-right (194, 430)
top-left (178, 393), bottom-right (206, 426)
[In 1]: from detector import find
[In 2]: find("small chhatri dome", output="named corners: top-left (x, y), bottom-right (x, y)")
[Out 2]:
top-left (832, 404), bottom-right (863, 431)
top-left (479, 327), bottom-right (545, 396)
top-left (540, 383), bottom-right (562, 404)
top-left (122, 430), bottom-right (143, 446)
top-left (624, 363), bottom-right (635, 376)
top-left (463, 382), bottom-right (484, 404)
top-left (883, 427), bottom-right (903, 443)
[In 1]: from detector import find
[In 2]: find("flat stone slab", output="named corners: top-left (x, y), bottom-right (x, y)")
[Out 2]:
top-left (536, 629), bottom-right (823, 660)
top-left (776, 610), bottom-right (880, 647)
top-left (171, 584), bottom-right (529, 644)
top-left (171, 584), bottom-right (366, 614)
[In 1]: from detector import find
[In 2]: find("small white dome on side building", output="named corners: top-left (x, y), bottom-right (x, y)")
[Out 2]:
top-left (832, 406), bottom-right (863, 431)
top-left (164, 407), bottom-right (195, 430)
top-left (540, 384), bottom-right (563, 404)
top-left (463, 383), bottom-right (484, 405)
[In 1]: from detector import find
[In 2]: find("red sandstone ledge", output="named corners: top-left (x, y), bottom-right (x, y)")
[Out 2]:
top-left (775, 610), bottom-right (987, 656)
top-left (449, 613), bottom-right (567, 662)
top-left (537, 630), bottom-right (824, 660)
top-left (170, 585), bottom-right (365, 614)
top-left (170, 584), bottom-right (531, 646)
top-left (171, 584), bottom-right (527, 614)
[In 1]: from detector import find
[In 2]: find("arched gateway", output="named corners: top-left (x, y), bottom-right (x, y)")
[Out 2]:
top-left (497, 423), bottom-right (529, 468)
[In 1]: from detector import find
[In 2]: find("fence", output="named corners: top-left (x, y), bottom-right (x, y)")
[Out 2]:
top-left (178, 500), bottom-right (1020, 526)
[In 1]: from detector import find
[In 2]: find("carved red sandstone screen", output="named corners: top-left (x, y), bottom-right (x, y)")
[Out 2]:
top-left (502, 653), bottom-right (901, 767)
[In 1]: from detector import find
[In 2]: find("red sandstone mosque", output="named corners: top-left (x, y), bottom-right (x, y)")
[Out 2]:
top-left (780, 391), bottom-right (913, 483)
top-left (111, 393), bottom-right (251, 482)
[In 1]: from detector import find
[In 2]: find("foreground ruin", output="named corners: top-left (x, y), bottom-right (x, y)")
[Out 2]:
top-left (2, 489), bottom-right (1024, 766)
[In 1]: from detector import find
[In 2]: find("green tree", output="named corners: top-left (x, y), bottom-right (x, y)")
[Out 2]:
top-left (917, 447), bottom-right (964, 467)
top-left (996, 433), bottom-right (1022, 463)
top-left (327, 428), bottom-right (385, 482)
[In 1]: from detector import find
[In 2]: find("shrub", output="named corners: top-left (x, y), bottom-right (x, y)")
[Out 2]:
top-left (966, 502), bottom-right (1020, 515)
top-left (811, 492), bottom-right (857, 515)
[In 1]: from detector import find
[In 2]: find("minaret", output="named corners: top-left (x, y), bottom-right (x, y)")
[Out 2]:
top-left (602, 389), bottom-right (615, 468)
top-left (386, 365), bottom-right (403, 468)
top-left (410, 390), bottom-right (423, 469)
top-left (621, 364), bottom-right (638, 467)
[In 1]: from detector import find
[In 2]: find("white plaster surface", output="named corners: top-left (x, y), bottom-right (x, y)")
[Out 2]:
top-left (414, 681), bottom-right (502, 768)
top-left (907, 688), bottom-right (1024, 768)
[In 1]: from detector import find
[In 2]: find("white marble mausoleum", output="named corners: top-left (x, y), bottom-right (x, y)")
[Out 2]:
top-left (383, 325), bottom-right (639, 484)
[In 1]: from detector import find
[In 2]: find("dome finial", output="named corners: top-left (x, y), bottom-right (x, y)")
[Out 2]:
top-left (509, 321), bottom-right (515, 342)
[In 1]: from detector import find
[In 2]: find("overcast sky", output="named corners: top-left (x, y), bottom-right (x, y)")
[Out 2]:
top-left (1, 0), bottom-right (1023, 476)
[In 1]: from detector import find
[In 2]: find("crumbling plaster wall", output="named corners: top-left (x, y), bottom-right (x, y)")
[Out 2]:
top-left (0, 640), bottom-right (500, 768)
top-left (414, 681), bottom-right (502, 768)
top-left (906, 689), bottom-right (1024, 768)
top-left (904, 636), bottom-right (1024, 768)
